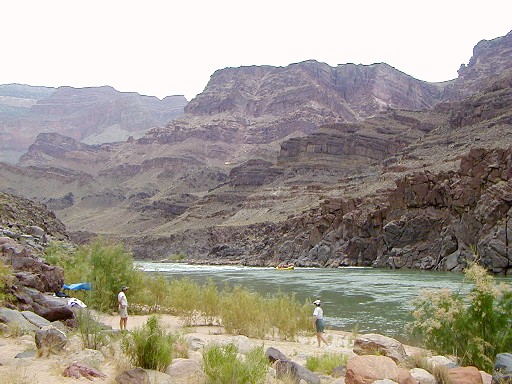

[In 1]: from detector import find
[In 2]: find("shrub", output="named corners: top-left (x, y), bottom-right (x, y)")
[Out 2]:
top-left (121, 315), bottom-right (176, 371)
top-left (409, 263), bottom-right (512, 372)
top-left (203, 343), bottom-right (268, 384)
top-left (129, 272), bottom-right (174, 314)
top-left (268, 292), bottom-right (303, 340)
top-left (0, 259), bottom-right (14, 304)
top-left (220, 285), bottom-right (268, 339)
top-left (86, 238), bottom-right (136, 311)
top-left (75, 309), bottom-right (110, 350)
top-left (44, 238), bottom-right (137, 311)
top-left (305, 352), bottom-right (348, 375)
top-left (168, 277), bottom-right (202, 325)
top-left (200, 278), bottom-right (221, 326)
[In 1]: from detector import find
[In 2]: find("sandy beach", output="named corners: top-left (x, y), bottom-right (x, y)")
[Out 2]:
top-left (0, 312), bottom-right (424, 383)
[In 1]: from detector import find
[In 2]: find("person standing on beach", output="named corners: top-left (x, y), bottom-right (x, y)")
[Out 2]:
top-left (312, 299), bottom-right (329, 347)
top-left (118, 286), bottom-right (129, 331)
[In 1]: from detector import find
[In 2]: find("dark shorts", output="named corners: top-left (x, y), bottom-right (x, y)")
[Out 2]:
top-left (315, 319), bottom-right (325, 333)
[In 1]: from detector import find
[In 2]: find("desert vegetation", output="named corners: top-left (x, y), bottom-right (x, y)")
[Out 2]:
top-left (0, 259), bottom-right (13, 305)
top-left (409, 263), bottom-right (512, 372)
top-left (1, 238), bottom-right (510, 383)
top-left (44, 238), bottom-right (314, 340)
top-left (44, 239), bottom-right (512, 373)
top-left (203, 343), bottom-right (268, 384)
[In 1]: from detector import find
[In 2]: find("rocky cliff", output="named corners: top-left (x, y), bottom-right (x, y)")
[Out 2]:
top-left (0, 31), bottom-right (511, 274)
top-left (0, 192), bottom-right (77, 322)
top-left (140, 61), bottom-right (444, 164)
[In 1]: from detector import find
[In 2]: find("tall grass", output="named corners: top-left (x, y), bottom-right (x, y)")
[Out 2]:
top-left (201, 278), bottom-right (222, 326)
top-left (267, 292), bottom-right (311, 340)
top-left (305, 352), bottom-right (348, 375)
top-left (168, 276), bottom-right (202, 326)
top-left (121, 315), bottom-right (176, 371)
top-left (75, 309), bottom-right (111, 350)
top-left (220, 285), bottom-right (268, 339)
top-left (203, 343), bottom-right (268, 384)
top-left (0, 259), bottom-right (14, 304)
top-left (44, 238), bottom-right (317, 340)
top-left (409, 263), bottom-right (512, 372)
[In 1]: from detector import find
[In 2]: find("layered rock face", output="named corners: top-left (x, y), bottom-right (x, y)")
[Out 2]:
top-left (443, 30), bottom-right (512, 101)
top-left (0, 31), bottom-right (511, 274)
top-left (303, 147), bottom-right (512, 274)
top-left (140, 61), bottom-right (444, 159)
top-left (0, 84), bottom-right (186, 163)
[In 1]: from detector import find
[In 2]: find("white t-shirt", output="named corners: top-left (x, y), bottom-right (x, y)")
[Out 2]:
top-left (118, 291), bottom-right (128, 307)
top-left (313, 306), bottom-right (323, 319)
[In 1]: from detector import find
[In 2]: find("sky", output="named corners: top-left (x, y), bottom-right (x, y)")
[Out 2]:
top-left (1, 1), bottom-right (511, 101)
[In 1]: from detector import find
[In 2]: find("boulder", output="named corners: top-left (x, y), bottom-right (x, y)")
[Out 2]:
top-left (481, 370), bottom-right (492, 384)
top-left (35, 326), bottom-right (67, 353)
top-left (0, 307), bottom-right (39, 333)
top-left (165, 358), bottom-right (203, 382)
top-left (266, 346), bottom-right (290, 363)
top-left (185, 335), bottom-right (206, 351)
top-left (353, 333), bottom-right (408, 363)
top-left (13, 286), bottom-right (74, 322)
top-left (427, 355), bottom-right (457, 368)
top-left (493, 353), bottom-right (512, 384)
top-left (410, 368), bottom-right (436, 384)
top-left (116, 368), bottom-right (150, 384)
top-left (21, 310), bottom-right (51, 328)
top-left (274, 359), bottom-right (321, 384)
top-left (146, 370), bottom-right (173, 384)
top-left (448, 366), bottom-right (484, 384)
top-left (374, 380), bottom-right (399, 384)
top-left (63, 362), bottom-right (106, 380)
top-left (346, 355), bottom-right (399, 384)
top-left (398, 368), bottom-right (419, 384)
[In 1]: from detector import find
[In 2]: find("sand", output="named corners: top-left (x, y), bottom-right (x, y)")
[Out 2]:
top-left (0, 313), bottom-right (424, 384)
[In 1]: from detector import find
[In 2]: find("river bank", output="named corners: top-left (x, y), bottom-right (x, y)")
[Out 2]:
top-left (0, 312), bottom-right (426, 384)
top-left (136, 261), bottom-right (479, 344)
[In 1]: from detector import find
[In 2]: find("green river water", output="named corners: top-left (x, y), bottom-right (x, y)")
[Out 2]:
top-left (136, 262), bottom-right (511, 344)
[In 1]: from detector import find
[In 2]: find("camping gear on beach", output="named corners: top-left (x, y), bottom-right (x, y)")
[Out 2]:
top-left (62, 282), bottom-right (92, 291)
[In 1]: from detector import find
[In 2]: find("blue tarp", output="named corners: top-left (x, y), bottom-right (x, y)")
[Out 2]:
top-left (62, 282), bottom-right (92, 291)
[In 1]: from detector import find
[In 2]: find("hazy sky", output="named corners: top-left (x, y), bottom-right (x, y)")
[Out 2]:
top-left (2, 1), bottom-right (511, 101)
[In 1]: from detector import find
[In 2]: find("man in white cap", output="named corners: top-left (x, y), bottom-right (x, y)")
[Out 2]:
top-left (312, 299), bottom-right (329, 347)
top-left (118, 286), bottom-right (129, 331)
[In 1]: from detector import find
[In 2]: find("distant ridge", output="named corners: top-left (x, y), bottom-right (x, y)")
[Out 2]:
top-left (0, 84), bottom-right (187, 163)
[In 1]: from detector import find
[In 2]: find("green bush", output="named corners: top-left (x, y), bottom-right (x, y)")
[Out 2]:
top-left (43, 238), bottom-right (316, 342)
top-left (45, 238), bottom-right (137, 311)
top-left (305, 352), bottom-right (347, 375)
top-left (203, 343), bottom-right (268, 384)
top-left (0, 259), bottom-right (14, 304)
top-left (129, 272), bottom-right (174, 314)
top-left (267, 292), bottom-right (302, 340)
top-left (121, 315), bottom-right (176, 371)
top-left (168, 276), bottom-right (202, 326)
top-left (86, 239), bottom-right (136, 311)
top-left (220, 285), bottom-right (269, 339)
top-left (409, 263), bottom-right (512, 372)
top-left (200, 278), bottom-right (221, 326)
top-left (75, 309), bottom-right (110, 350)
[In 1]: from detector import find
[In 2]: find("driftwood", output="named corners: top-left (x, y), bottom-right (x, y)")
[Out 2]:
top-left (63, 362), bottom-right (106, 380)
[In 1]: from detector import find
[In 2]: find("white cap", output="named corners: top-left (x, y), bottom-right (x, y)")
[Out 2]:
top-left (313, 300), bottom-right (321, 305)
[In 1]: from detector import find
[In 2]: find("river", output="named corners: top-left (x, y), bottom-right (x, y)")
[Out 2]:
top-left (136, 262), bottom-right (511, 344)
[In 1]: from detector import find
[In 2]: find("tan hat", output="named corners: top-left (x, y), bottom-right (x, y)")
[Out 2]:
top-left (122, 286), bottom-right (129, 291)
